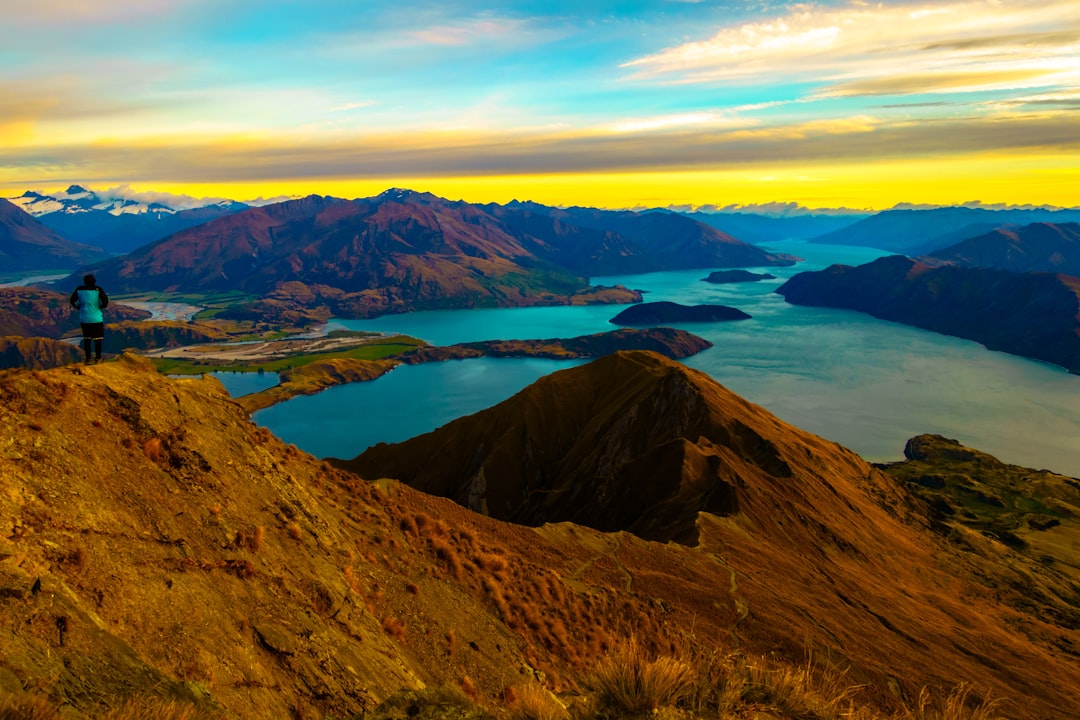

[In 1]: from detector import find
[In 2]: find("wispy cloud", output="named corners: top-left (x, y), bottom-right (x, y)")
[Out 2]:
top-left (622, 0), bottom-right (1080, 97)
top-left (406, 16), bottom-right (535, 47)
top-left (4, 110), bottom-right (1075, 184)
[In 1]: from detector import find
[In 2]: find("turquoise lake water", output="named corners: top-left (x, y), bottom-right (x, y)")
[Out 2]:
top-left (253, 241), bottom-right (1080, 477)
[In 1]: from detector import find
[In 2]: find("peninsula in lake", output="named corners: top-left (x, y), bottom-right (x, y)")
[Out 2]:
top-left (777, 254), bottom-right (1080, 374)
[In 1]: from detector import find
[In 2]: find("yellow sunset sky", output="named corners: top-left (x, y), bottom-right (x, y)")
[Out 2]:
top-left (2, 0), bottom-right (1078, 210)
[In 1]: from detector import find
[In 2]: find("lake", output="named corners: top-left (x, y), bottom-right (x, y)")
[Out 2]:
top-left (253, 241), bottom-right (1080, 477)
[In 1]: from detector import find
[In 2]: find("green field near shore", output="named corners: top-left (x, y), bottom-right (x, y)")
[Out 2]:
top-left (149, 334), bottom-right (425, 375)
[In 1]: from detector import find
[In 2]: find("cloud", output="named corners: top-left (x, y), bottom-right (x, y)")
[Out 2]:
top-left (4, 110), bottom-right (1076, 184)
top-left (622, 0), bottom-right (1080, 97)
top-left (406, 16), bottom-right (534, 47)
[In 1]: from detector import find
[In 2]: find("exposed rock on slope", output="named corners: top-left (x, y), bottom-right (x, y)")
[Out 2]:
top-left (922, 222), bottom-right (1080, 276)
top-left (777, 255), bottom-right (1080, 373)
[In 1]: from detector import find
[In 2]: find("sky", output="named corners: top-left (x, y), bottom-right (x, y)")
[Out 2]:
top-left (1, 0), bottom-right (1078, 210)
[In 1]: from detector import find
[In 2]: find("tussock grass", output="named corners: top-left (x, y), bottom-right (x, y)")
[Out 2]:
top-left (587, 636), bottom-right (696, 713)
top-left (904, 684), bottom-right (1003, 720)
top-left (0, 695), bottom-right (221, 720)
top-left (580, 639), bottom-right (1002, 720)
top-left (510, 683), bottom-right (570, 720)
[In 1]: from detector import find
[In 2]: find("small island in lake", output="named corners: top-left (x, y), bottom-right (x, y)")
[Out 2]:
top-left (702, 270), bottom-right (777, 284)
top-left (610, 301), bottom-right (751, 325)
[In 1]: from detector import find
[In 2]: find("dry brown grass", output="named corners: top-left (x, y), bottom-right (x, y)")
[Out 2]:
top-left (587, 636), bottom-right (696, 713)
top-left (903, 685), bottom-right (1003, 720)
top-left (510, 683), bottom-right (570, 720)
top-left (0, 695), bottom-right (222, 720)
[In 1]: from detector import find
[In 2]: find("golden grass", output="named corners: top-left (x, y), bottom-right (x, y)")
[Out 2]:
top-left (510, 683), bottom-right (570, 720)
top-left (587, 636), bottom-right (696, 713)
top-left (0, 695), bottom-right (221, 720)
top-left (904, 684), bottom-right (1003, 720)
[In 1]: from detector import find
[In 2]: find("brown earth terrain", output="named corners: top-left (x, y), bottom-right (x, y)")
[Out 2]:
top-left (2, 354), bottom-right (1078, 719)
top-left (338, 351), bottom-right (1080, 717)
top-left (0, 287), bottom-right (150, 338)
top-left (0, 336), bottom-right (81, 370)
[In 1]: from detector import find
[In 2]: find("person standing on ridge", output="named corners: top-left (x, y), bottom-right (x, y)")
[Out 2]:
top-left (69, 274), bottom-right (109, 364)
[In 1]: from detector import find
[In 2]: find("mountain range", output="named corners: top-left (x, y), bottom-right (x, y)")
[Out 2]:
top-left (67, 190), bottom-right (796, 319)
top-left (683, 209), bottom-right (866, 244)
top-left (0, 199), bottom-right (109, 271)
top-left (923, 221), bottom-right (1080, 276)
top-left (810, 206), bottom-right (1080, 255)
top-left (8, 185), bottom-right (249, 255)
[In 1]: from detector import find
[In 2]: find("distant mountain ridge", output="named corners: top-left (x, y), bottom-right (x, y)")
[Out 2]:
top-left (683, 210), bottom-right (864, 244)
top-left (922, 222), bottom-right (1080, 277)
top-left (810, 206), bottom-right (1080, 254)
top-left (0, 199), bottom-right (109, 271)
top-left (8, 185), bottom-right (249, 254)
top-left (71, 190), bottom-right (796, 319)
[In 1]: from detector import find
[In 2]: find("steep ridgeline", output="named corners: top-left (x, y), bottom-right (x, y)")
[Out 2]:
top-left (0, 199), bottom-right (108, 271)
top-left (72, 191), bottom-right (796, 319)
top-left (336, 351), bottom-right (1080, 716)
top-left (922, 222), bottom-right (1080, 277)
top-left (777, 255), bottom-right (1080, 374)
top-left (3, 356), bottom-right (1080, 718)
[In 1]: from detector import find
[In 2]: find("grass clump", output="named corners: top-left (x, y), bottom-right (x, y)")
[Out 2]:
top-left (903, 684), bottom-right (1002, 720)
top-left (509, 683), bottom-right (570, 720)
top-left (587, 636), bottom-right (695, 714)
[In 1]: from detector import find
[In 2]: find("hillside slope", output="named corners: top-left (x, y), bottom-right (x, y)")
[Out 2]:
top-left (923, 222), bottom-right (1080, 277)
top-left (0, 199), bottom-right (107, 271)
top-left (777, 255), bottom-right (1080, 374)
top-left (69, 191), bottom-right (795, 320)
top-left (338, 351), bottom-right (1080, 716)
top-left (3, 355), bottom-right (1079, 718)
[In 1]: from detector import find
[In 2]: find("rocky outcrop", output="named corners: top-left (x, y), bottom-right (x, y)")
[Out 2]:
top-left (777, 255), bottom-right (1080, 373)
top-left (610, 301), bottom-right (751, 325)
